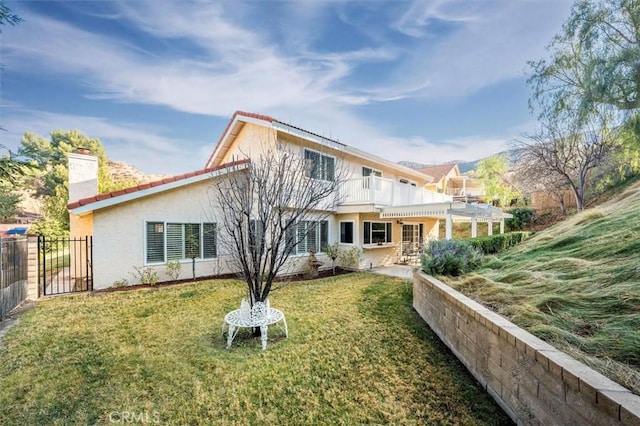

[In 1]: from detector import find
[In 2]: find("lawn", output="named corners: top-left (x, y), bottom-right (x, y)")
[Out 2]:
top-left (0, 273), bottom-right (511, 425)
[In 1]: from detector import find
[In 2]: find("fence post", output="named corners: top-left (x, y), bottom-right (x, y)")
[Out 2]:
top-left (26, 235), bottom-right (39, 300)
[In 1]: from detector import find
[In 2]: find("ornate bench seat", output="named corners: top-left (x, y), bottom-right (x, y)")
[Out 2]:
top-left (222, 299), bottom-right (288, 350)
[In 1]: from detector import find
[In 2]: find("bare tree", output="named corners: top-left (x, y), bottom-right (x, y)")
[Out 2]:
top-left (514, 156), bottom-right (571, 215)
top-left (514, 112), bottom-right (620, 211)
top-left (209, 143), bottom-right (345, 307)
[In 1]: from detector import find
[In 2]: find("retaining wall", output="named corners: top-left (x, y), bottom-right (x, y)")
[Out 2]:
top-left (413, 270), bottom-right (640, 425)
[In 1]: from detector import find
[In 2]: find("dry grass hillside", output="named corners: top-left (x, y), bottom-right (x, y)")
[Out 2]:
top-left (107, 160), bottom-right (170, 185)
top-left (445, 179), bottom-right (640, 394)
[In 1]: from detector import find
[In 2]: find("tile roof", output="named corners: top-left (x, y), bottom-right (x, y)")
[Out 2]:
top-left (67, 159), bottom-right (250, 211)
top-left (418, 163), bottom-right (458, 183)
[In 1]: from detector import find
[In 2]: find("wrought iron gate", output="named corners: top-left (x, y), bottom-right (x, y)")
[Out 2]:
top-left (39, 236), bottom-right (93, 296)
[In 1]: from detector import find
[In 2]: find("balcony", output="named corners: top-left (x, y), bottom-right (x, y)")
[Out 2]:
top-left (446, 187), bottom-right (485, 202)
top-left (340, 176), bottom-right (452, 207)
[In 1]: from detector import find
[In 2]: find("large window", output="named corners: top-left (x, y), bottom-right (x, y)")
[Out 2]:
top-left (340, 221), bottom-right (354, 244)
top-left (145, 221), bottom-right (217, 263)
top-left (304, 149), bottom-right (335, 182)
top-left (363, 221), bottom-right (392, 244)
top-left (287, 220), bottom-right (329, 255)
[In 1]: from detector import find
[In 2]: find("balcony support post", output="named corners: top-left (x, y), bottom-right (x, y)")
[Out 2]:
top-left (445, 211), bottom-right (453, 240)
top-left (471, 216), bottom-right (478, 238)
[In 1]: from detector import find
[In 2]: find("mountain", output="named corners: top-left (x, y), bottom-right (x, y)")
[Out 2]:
top-left (107, 161), bottom-right (170, 184)
top-left (399, 150), bottom-right (521, 174)
top-left (398, 159), bottom-right (479, 174)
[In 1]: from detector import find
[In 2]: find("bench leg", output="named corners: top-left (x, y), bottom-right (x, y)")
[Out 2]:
top-left (260, 325), bottom-right (268, 351)
top-left (226, 324), bottom-right (237, 349)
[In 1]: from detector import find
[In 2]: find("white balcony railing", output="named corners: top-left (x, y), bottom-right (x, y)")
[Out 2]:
top-left (340, 176), bottom-right (452, 207)
top-left (446, 188), bottom-right (485, 197)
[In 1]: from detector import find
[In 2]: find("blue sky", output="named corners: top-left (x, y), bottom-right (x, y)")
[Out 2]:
top-left (1, 0), bottom-right (573, 175)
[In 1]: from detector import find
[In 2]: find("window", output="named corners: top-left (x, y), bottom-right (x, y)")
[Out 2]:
top-left (362, 167), bottom-right (382, 190)
top-left (287, 220), bottom-right (329, 255)
top-left (304, 149), bottom-right (335, 182)
top-left (340, 221), bottom-right (354, 244)
top-left (145, 221), bottom-right (217, 263)
top-left (146, 222), bottom-right (165, 263)
top-left (363, 221), bottom-right (392, 244)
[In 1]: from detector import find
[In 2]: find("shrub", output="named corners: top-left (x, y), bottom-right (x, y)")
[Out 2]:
top-left (131, 266), bottom-right (159, 286)
top-left (166, 260), bottom-right (182, 281)
top-left (506, 207), bottom-right (535, 231)
top-left (421, 240), bottom-right (483, 276)
top-left (338, 247), bottom-right (362, 270)
top-left (467, 232), bottom-right (530, 255)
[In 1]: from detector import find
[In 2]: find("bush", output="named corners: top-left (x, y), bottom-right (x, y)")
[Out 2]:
top-left (421, 240), bottom-right (483, 276)
top-left (467, 232), bottom-right (530, 255)
top-left (506, 207), bottom-right (535, 231)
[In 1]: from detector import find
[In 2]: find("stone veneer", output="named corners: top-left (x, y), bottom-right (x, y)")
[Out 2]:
top-left (413, 270), bottom-right (640, 425)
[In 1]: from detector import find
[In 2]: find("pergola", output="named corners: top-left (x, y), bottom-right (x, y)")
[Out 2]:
top-left (380, 201), bottom-right (513, 240)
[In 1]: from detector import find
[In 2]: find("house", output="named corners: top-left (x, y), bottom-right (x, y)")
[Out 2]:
top-left (67, 111), bottom-right (511, 289)
top-left (419, 163), bottom-right (484, 203)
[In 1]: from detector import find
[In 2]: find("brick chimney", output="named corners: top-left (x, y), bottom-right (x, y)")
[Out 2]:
top-left (68, 148), bottom-right (98, 203)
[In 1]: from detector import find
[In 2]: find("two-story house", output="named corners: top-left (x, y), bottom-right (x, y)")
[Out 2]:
top-left (67, 111), bottom-right (511, 289)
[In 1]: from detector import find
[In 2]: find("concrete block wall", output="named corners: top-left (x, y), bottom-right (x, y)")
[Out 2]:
top-left (413, 270), bottom-right (640, 425)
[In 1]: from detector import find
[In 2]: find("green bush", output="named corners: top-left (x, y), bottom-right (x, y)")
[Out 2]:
top-left (467, 232), bottom-right (530, 255)
top-left (506, 207), bottom-right (535, 231)
top-left (421, 240), bottom-right (483, 276)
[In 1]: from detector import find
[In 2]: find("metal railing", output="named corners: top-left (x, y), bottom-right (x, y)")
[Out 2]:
top-left (39, 236), bottom-right (93, 296)
top-left (1, 237), bottom-right (28, 319)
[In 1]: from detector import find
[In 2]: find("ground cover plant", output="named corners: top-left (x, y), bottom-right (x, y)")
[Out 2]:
top-left (0, 273), bottom-right (511, 425)
top-left (443, 181), bottom-right (640, 395)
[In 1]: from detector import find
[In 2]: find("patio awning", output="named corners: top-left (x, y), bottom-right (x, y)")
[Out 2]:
top-left (379, 202), bottom-right (513, 221)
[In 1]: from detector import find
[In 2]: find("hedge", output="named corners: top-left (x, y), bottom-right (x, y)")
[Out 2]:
top-left (466, 231), bottom-right (531, 254)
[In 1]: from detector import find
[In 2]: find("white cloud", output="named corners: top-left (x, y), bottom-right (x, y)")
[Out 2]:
top-left (2, 0), bottom-right (573, 174)
top-left (1, 108), bottom-right (207, 175)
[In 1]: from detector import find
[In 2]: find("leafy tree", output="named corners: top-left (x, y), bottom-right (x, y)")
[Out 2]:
top-left (0, 183), bottom-right (20, 220)
top-left (0, 145), bottom-right (32, 222)
top-left (0, 145), bottom-right (31, 186)
top-left (528, 0), bottom-right (640, 123)
top-left (474, 154), bottom-right (521, 207)
top-left (19, 130), bottom-right (137, 235)
top-left (210, 144), bottom-right (344, 309)
top-left (0, 1), bottom-right (21, 30)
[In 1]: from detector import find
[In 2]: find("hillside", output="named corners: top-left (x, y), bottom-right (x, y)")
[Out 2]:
top-left (399, 149), bottom-right (519, 174)
top-left (107, 161), bottom-right (169, 184)
top-left (445, 179), bottom-right (640, 394)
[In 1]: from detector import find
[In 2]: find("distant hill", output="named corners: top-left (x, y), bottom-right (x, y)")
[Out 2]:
top-left (398, 159), bottom-right (479, 174)
top-left (399, 150), bottom-right (520, 174)
top-left (108, 161), bottom-right (170, 184)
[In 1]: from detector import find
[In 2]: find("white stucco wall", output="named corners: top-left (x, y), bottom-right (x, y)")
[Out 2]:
top-left (91, 178), bottom-right (233, 289)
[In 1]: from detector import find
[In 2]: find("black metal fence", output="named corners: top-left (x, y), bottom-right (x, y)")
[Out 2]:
top-left (1, 237), bottom-right (28, 319)
top-left (39, 236), bottom-right (93, 296)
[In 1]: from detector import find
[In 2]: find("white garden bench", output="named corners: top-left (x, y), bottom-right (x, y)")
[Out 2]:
top-left (222, 299), bottom-right (288, 350)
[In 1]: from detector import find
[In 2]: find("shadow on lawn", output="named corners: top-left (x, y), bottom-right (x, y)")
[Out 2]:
top-left (357, 276), bottom-right (514, 426)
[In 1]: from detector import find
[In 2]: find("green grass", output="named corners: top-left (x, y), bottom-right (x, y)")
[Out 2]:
top-left (0, 273), bottom-right (511, 425)
top-left (444, 181), bottom-right (640, 395)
